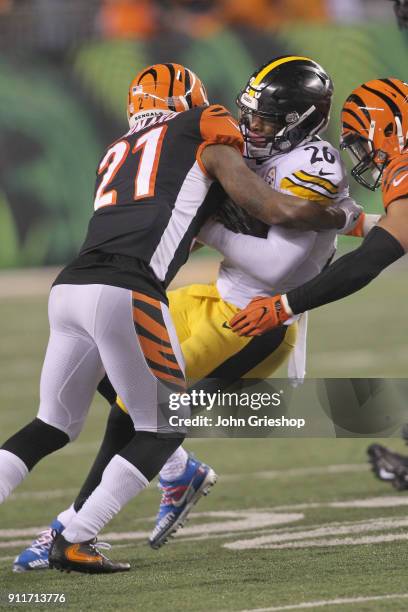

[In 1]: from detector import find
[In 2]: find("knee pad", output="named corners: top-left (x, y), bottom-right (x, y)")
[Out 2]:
top-left (2, 418), bottom-right (69, 471)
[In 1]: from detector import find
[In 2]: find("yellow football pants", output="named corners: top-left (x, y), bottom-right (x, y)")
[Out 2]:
top-left (117, 284), bottom-right (297, 412)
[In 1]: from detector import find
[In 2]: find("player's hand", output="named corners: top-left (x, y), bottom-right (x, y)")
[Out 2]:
top-left (382, 150), bottom-right (408, 208)
top-left (336, 197), bottom-right (364, 234)
top-left (229, 295), bottom-right (291, 336)
top-left (390, 0), bottom-right (408, 29)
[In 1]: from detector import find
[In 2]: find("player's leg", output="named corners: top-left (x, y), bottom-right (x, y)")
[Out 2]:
top-left (244, 322), bottom-right (297, 378)
top-left (49, 287), bottom-right (187, 573)
top-left (20, 286), bottom-right (218, 561)
top-left (13, 390), bottom-right (135, 572)
top-left (147, 285), bottom-right (223, 548)
top-left (176, 284), bottom-right (297, 381)
top-left (0, 285), bottom-right (104, 507)
top-left (7, 286), bottom-right (113, 572)
top-left (149, 285), bottom-right (295, 548)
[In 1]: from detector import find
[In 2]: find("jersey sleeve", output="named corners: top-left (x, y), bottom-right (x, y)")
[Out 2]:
top-left (196, 105), bottom-right (244, 175)
top-left (382, 152), bottom-right (408, 209)
top-left (277, 141), bottom-right (349, 205)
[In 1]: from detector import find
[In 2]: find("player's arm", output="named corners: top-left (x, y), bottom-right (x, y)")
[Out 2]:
top-left (198, 219), bottom-right (315, 286)
top-left (201, 144), bottom-right (352, 231)
top-left (283, 153), bottom-right (408, 314)
top-left (230, 222), bottom-right (405, 336)
top-left (229, 154), bottom-right (408, 336)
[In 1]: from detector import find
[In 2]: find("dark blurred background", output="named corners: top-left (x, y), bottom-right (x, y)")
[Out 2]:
top-left (0, 0), bottom-right (406, 268)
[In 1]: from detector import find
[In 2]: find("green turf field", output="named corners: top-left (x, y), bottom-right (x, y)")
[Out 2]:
top-left (1, 261), bottom-right (408, 611)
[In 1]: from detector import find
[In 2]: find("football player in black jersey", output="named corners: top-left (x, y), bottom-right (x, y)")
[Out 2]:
top-left (0, 62), bottom-right (356, 574)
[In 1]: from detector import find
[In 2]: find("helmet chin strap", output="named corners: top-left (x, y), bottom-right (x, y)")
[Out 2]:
top-left (395, 116), bottom-right (406, 152)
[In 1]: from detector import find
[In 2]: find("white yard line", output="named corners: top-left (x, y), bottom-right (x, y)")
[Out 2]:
top-left (222, 464), bottom-right (366, 482)
top-left (4, 507), bottom-right (408, 551)
top-left (224, 516), bottom-right (408, 550)
top-left (239, 593), bottom-right (408, 612)
top-left (5, 463), bottom-right (367, 503)
top-left (249, 533), bottom-right (408, 550)
top-left (0, 259), bottom-right (221, 298)
top-left (9, 488), bottom-right (78, 501)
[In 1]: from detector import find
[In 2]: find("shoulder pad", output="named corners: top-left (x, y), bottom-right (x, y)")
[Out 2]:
top-left (278, 140), bottom-right (348, 202)
top-left (199, 105), bottom-right (243, 152)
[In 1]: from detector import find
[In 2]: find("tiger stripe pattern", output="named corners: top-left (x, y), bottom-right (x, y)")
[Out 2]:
top-left (341, 78), bottom-right (408, 149)
top-left (132, 291), bottom-right (186, 391)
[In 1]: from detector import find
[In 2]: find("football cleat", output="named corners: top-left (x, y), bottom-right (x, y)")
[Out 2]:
top-left (367, 443), bottom-right (408, 490)
top-left (149, 454), bottom-right (217, 550)
top-left (13, 519), bottom-right (64, 573)
top-left (49, 533), bottom-right (130, 574)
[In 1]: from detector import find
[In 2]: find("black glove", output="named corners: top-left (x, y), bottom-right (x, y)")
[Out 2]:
top-left (214, 197), bottom-right (268, 237)
top-left (390, 0), bottom-right (408, 29)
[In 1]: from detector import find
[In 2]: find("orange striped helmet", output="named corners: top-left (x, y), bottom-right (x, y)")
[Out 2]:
top-left (127, 63), bottom-right (209, 126)
top-left (340, 78), bottom-right (408, 190)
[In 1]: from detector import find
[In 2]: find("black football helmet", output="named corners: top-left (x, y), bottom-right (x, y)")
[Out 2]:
top-left (237, 55), bottom-right (334, 159)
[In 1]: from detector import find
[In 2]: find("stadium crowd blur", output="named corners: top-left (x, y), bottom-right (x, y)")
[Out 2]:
top-left (0, 0), bottom-right (397, 49)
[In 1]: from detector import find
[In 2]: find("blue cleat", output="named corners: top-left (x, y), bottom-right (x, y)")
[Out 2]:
top-left (13, 519), bottom-right (64, 572)
top-left (149, 455), bottom-right (217, 549)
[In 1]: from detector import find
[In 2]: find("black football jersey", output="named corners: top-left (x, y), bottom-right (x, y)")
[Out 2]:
top-left (55, 105), bottom-right (243, 301)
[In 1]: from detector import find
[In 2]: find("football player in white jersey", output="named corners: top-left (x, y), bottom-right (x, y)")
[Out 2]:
top-left (13, 56), bottom-right (364, 571)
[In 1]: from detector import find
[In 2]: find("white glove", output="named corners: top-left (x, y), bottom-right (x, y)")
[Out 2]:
top-left (336, 197), bottom-right (364, 234)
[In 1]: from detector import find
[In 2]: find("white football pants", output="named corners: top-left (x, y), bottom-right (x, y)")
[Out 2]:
top-left (37, 284), bottom-right (185, 440)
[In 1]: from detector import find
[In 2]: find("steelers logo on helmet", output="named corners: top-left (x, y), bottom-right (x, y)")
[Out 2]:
top-left (340, 78), bottom-right (408, 191)
top-left (236, 55), bottom-right (333, 160)
top-left (127, 63), bottom-right (209, 128)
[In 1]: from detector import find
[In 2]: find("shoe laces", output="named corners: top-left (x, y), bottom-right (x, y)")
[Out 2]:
top-left (88, 538), bottom-right (111, 552)
top-left (27, 528), bottom-right (54, 555)
top-left (88, 538), bottom-right (112, 562)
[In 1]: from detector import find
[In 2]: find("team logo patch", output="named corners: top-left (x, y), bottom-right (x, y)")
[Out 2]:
top-left (265, 167), bottom-right (276, 187)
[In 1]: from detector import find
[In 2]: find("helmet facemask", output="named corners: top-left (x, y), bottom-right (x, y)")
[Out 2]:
top-left (340, 78), bottom-right (408, 191)
top-left (237, 101), bottom-right (285, 160)
top-left (237, 95), bottom-right (329, 160)
top-left (340, 132), bottom-right (385, 191)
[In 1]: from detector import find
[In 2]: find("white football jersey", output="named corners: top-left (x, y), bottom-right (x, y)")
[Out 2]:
top-left (216, 137), bottom-right (349, 309)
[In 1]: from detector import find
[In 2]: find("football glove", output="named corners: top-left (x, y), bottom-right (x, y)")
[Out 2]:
top-left (229, 294), bottom-right (292, 337)
top-left (336, 197), bottom-right (364, 234)
top-left (389, 0), bottom-right (408, 29)
top-left (346, 212), bottom-right (381, 238)
top-left (382, 150), bottom-right (408, 208)
top-left (367, 443), bottom-right (408, 490)
top-left (213, 197), bottom-right (268, 236)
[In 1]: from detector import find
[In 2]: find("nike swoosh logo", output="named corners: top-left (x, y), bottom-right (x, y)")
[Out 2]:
top-left (222, 321), bottom-right (231, 329)
top-left (319, 169), bottom-right (335, 177)
top-left (393, 173), bottom-right (408, 187)
top-left (65, 544), bottom-right (102, 564)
